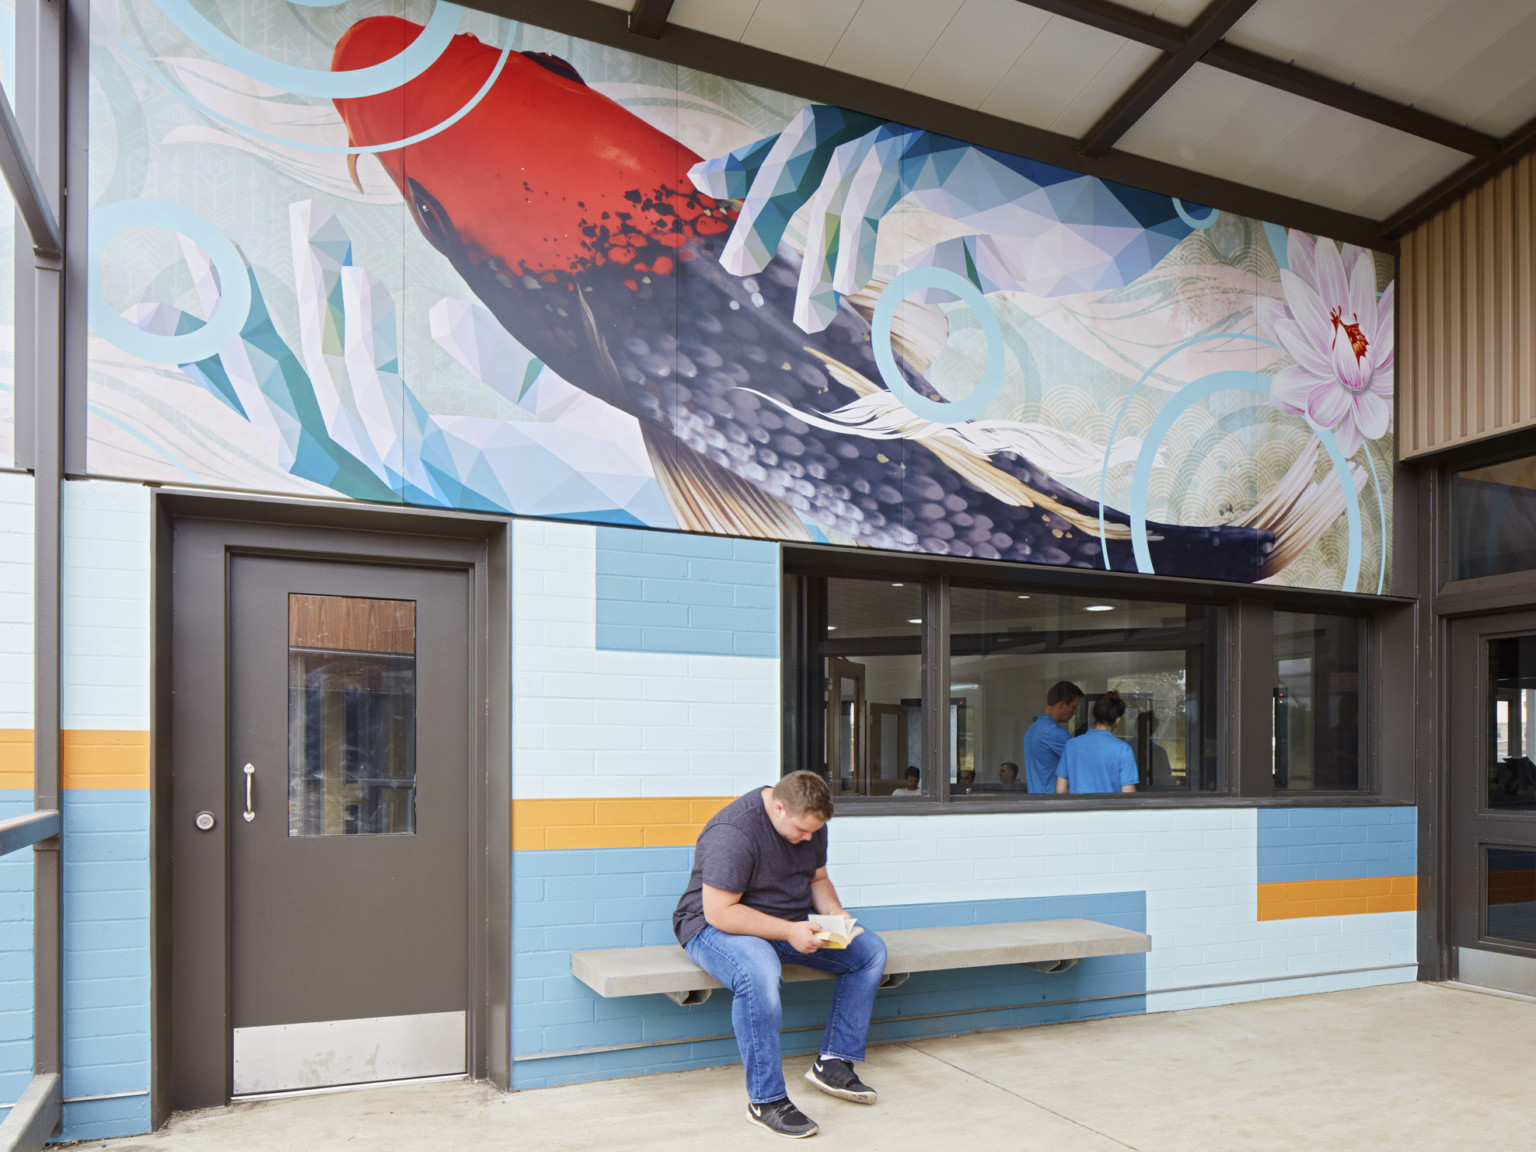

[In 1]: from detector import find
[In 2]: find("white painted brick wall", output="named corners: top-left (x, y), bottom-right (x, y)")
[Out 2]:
top-left (61, 481), bottom-right (150, 732)
top-left (0, 472), bottom-right (32, 728)
top-left (512, 519), bottom-right (779, 799)
top-left (830, 807), bottom-right (1416, 1011)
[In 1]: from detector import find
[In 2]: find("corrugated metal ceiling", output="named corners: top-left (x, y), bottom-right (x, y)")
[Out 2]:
top-left (579, 0), bottom-right (1536, 231)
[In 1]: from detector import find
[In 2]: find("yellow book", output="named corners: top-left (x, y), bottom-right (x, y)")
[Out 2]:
top-left (808, 913), bottom-right (863, 949)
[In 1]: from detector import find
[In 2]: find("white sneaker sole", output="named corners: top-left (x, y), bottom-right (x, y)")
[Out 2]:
top-left (804, 1066), bottom-right (877, 1104)
top-left (745, 1105), bottom-right (819, 1138)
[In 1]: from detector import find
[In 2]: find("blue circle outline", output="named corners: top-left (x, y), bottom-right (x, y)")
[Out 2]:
top-left (88, 199), bottom-right (252, 364)
top-left (1173, 198), bottom-right (1219, 230)
top-left (1095, 331), bottom-right (1379, 594)
top-left (870, 267), bottom-right (1004, 425)
top-left (1124, 370), bottom-right (1363, 593)
top-left (120, 16), bottom-right (516, 157)
top-left (152, 0), bottom-right (463, 99)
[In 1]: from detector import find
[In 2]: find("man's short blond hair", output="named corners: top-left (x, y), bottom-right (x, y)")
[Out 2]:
top-left (772, 771), bottom-right (834, 820)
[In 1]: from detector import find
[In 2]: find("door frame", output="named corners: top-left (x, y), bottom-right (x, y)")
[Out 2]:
top-left (153, 491), bottom-right (511, 1120)
top-left (1446, 609), bottom-right (1536, 973)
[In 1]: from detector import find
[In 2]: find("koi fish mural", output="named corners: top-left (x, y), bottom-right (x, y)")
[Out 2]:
top-left (327, 17), bottom-right (1346, 582)
top-left (82, 2), bottom-right (1393, 592)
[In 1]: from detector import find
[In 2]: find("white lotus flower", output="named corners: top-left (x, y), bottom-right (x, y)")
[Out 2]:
top-left (1256, 231), bottom-right (1394, 456)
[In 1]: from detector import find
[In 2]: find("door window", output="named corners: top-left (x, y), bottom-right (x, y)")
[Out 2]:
top-left (287, 594), bottom-right (417, 836)
top-left (1488, 635), bottom-right (1536, 809)
top-left (1485, 847), bottom-right (1536, 945)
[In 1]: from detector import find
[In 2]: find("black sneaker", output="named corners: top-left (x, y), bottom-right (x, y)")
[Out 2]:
top-left (804, 1057), bottom-right (877, 1103)
top-left (745, 1097), bottom-right (819, 1138)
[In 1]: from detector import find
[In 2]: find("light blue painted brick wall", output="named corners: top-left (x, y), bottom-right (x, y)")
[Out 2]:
top-left (56, 789), bottom-right (150, 1141)
top-left (0, 791), bottom-right (33, 1119)
top-left (594, 527), bottom-right (778, 658)
top-left (1257, 807), bottom-right (1417, 884)
top-left (511, 845), bottom-right (1145, 1090)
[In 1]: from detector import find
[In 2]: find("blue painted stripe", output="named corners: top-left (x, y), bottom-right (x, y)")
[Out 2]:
top-left (1257, 807), bottom-right (1417, 884)
top-left (513, 846), bottom-right (1145, 1089)
top-left (595, 526), bottom-right (778, 658)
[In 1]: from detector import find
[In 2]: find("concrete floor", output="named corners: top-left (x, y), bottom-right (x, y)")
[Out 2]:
top-left (79, 983), bottom-right (1531, 1152)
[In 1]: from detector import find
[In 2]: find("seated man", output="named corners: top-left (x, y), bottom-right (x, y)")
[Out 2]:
top-left (997, 761), bottom-right (1023, 790)
top-left (955, 768), bottom-right (976, 793)
top-left (673, 772), bottom-right (889, 1138)
top-left (892, 766), bottom-right (922, 796)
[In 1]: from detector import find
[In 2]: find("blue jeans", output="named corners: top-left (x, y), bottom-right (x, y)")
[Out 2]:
top-left (683, 925), bottom-right (888, 1105)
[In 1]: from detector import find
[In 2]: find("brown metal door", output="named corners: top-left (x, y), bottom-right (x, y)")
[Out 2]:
top-left (227, 556), bottom-right (469, 1094)
top-left (1448, 610), bottom-right (1536, 995)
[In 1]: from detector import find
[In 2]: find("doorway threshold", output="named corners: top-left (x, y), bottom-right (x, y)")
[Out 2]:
top-left (232, 1073), bottom-right (470, 1104)
top-left (1439, 979), bottom-right (1536, 1005)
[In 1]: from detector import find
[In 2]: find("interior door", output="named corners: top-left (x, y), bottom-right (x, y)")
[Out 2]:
top-left (1449, 610), bottom-right (1536, 995)
top-left (825, 657), bottom-right (865, 795)
top-left (226, 556), bottom-right (470, 1095)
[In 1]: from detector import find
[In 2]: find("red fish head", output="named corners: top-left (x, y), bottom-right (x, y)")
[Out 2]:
top-left (332, 17), bottom-right (731, 276)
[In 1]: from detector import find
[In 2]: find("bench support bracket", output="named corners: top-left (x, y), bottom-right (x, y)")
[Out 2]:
top-left (1022, 958), bottom-right (1078, 974)
top-left (878, 972), bottom-right (910, 990)
top-left (666, 988), bottom-right (712, 1006)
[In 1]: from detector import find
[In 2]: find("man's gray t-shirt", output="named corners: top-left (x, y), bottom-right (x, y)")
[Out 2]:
top-left (673, 789), bottom-right (828, 946)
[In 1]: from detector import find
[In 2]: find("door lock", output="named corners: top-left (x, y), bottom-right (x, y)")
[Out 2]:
top-left (194, 811), bottom-right (216, 832)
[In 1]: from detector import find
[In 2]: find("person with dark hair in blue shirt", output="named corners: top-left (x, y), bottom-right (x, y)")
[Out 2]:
top-left (1056, 692), bottom-right (1139, 794)
top-left (1022, 680), bottom-right (1082, 793)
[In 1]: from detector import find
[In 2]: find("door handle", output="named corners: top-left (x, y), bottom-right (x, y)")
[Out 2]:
top-left (243, 763), bottom-right (256, 822)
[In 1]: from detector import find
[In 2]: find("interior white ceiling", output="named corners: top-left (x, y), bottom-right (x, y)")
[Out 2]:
top-left (585, 0), bottom-right (1536, 226)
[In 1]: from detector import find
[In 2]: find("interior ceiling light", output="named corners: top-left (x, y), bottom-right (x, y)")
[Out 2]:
top-left (1016, 594), bottom-right (1030, 599)
top-left (826, 625), bottom-right (837, 631)
top-left (891, 582), bottom-right (905, 587)
top-left (950, 683), bottom-right (979, 691)
top-left (1085, 605), bottom-right (1115, 612)
top-left (907, 618), bottom-right (922, 624)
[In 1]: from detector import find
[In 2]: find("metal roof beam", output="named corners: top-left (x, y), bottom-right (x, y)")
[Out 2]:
top-left (1079, 0), bottom-right (1258, 160)
top-left (628, 0), bottom-right (675, 39)
top-left (1020, 0), bottom-right (1502, 163)
top-left (1204, 43), bottom-right (1500, 161)
top-left (1383, 114), bottom-right (1536, 237)
top-left (1012, 0), bottom-right (1184, 52)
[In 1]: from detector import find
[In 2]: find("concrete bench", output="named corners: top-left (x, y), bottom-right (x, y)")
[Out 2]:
top-left (571, 918), bottom-right (1151, 1005)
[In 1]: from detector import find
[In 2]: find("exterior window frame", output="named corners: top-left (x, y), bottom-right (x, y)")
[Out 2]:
top-left (782, 542), bottom-right (1406, 812)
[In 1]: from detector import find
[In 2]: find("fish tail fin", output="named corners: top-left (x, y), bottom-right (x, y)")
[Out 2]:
top-left (1233, 439), bottom-right (1368, 578)
top-left (641, 423), bottom-right (813, 542)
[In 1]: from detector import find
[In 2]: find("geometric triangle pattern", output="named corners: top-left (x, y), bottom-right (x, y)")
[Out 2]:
top-left (690, 106), bottom-right (1199, 331)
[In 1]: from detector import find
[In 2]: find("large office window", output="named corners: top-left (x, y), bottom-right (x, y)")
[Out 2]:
top-left (949, 588), bottom-right (1218, 796)
top-left (788, 554), bottom-right (1375, 803)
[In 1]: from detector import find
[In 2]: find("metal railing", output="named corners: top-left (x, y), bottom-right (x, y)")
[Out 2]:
top-left (0, 812), bottom-right (62, 1151)
top-left (0, 2), bottom-right (70, 1145)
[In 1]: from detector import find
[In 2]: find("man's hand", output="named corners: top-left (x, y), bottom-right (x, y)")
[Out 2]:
top-left (787, 921), bottom-right (824, 955)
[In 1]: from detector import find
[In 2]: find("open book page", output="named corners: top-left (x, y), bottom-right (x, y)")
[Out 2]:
top-left (808, 913), bottom-right (864, 949)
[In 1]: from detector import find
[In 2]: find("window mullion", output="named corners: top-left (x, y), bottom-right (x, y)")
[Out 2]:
top-left (925, 576), bottom-right (951, 803)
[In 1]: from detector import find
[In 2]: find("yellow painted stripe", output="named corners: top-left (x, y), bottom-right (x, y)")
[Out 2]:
top-left (0, 730), bottom-right (150, 790)
top-left (1257, 875), bottom-right (1417, 921)
top-left (0, 730), bottom-right (32, 789)
top-left (513, 796), bottom-right (735, 851)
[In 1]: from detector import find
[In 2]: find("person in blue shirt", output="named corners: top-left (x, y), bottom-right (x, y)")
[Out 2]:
top-left (1056, 692), bottom-right (1139, 794)
top-left (1022, 680), bottom-right (1083, 793)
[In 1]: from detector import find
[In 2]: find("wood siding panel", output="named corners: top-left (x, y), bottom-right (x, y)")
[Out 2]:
top-left (288, 594), bottom-right (416, 655)
top-left (1402, 153), bottom-right (1536, 458)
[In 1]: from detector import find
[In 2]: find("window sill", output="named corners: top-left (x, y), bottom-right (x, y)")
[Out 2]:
top-left (830, 793), bottom-right (1409, 816)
